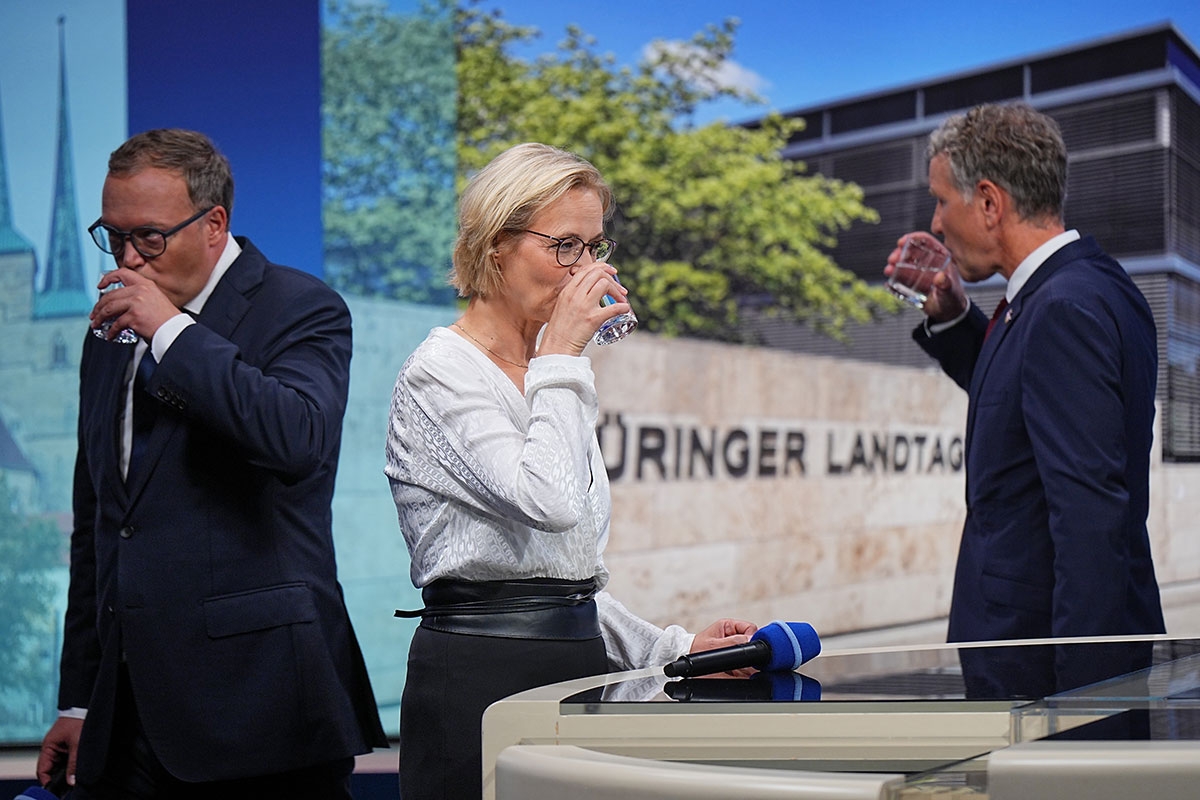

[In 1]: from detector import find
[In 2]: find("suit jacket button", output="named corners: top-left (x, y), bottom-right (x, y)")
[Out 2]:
top-left (119, 526), bottom-right (134, 539)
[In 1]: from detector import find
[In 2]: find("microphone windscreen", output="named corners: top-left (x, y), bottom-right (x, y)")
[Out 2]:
top-left (14, 787), bottom-right (59, 800)
top-left (752, 621), bottom-right (821, 671)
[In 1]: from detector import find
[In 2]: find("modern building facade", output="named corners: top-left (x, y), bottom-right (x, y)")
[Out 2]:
top-left (745, 24), bottom-right (1200, 461)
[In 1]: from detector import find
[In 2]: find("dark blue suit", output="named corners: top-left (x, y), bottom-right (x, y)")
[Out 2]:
top-left (62, 239), bottom-right (386, 784)
top-left (916, 236), bottom-right (1164, 684)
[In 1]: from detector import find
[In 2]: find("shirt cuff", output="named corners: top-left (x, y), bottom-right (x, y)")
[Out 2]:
top-left (58, 707), bottom-right (87, 720)
top-left (150, 312), bottom-right (196, 362)
top-left (925, 301), bottom-right (974, 336)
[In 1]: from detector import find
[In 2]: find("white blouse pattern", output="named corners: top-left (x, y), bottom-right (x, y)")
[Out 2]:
top-left (385, 327), bottom-right (692, 669)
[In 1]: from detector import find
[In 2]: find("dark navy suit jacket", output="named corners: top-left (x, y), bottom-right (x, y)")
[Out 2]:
top-left (916, 236), bottom-right (1164, 686)
top-left (62, 238), bottom-right (387, 783)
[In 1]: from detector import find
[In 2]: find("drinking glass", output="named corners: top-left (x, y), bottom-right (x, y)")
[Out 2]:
top-left (886, 236), bottom-right (952, 309)
top-left (594, 275), bottom-right (638, 346)
top-left (93, 272), bottom-right (138, 344)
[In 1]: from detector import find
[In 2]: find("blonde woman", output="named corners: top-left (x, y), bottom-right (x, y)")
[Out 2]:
top-left (386, 143), bottom-right (756, 799)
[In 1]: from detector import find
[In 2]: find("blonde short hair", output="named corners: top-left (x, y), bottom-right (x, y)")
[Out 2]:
top-left (450, 143), bottom-right (614, 298)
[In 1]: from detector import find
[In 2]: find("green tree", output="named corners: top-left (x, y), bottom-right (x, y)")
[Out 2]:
top-left (322, 0), bottom-right (458, 303)
top-left (458, 3), bottom-right (892, 340)
top-left (0, 476), bottom-right (63, 704)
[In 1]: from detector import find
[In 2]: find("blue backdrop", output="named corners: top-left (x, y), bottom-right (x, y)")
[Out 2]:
top-left (126, 0), bottom-right (324, 277)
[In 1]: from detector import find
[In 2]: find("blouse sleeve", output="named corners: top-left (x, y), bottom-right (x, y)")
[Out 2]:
top-left (396, 348), bottom-right (598, 532)
top-left (596, 590), bottom-right (695, 671)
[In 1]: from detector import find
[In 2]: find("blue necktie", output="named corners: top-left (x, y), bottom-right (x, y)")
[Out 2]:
top-left (128, 351), bottom-right (158, 481)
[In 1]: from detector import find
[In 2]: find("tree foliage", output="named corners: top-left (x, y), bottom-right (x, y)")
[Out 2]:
top-left (0, 477), bottom-right (63, 701)
top-left (457, 2), bottom-right (892, 339)
top-left (322, 0), bottom-right (458, 303)
top-left (320, 0), bottom-right (893, 336)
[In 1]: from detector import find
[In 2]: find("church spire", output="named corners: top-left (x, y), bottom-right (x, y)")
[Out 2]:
top-left (0, 83), bottom-right (35, 256)
top-left (34, 15), bottom-right (91, 319)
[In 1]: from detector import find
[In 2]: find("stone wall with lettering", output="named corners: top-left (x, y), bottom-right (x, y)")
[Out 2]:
top-left (588, 333), bottom-right (1198, 638)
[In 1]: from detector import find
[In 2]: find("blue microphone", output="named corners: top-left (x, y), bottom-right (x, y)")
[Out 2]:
top-left (13, 787), bottom-right (58, 800)
top-left (663, 621), bottom-right (821, 678)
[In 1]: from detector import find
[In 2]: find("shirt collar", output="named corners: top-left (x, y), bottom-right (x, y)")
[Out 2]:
top-left (182, 233), bottom-right (241, 316)
top-left (1005, 229), bottom-right (1080, 302)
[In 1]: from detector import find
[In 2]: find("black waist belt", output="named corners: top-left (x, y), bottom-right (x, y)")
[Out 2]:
top-left (395, 577), bottom-right (601, 641)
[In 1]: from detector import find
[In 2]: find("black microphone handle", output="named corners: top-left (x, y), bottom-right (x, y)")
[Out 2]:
top-left (665, 677), bottom-right (774, 702)
top-left (663, 639), bottom-right (772, 678)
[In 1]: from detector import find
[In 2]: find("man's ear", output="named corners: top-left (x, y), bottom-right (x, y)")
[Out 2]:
top-left (975, 179), bottom-right (1006, 229)
top-left (205, 205), bottom-right (229, 243)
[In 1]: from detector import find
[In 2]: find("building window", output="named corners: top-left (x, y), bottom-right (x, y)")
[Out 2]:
top-left (1164, 275), bottom-right (1200, 461)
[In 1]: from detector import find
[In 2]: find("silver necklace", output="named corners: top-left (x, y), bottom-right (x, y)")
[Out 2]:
top-left (453, 321), bottom-right (529, 369)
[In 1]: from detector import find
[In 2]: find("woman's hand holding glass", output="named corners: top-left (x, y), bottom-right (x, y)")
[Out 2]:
top-left (539, 262), bottom-right (633, 357)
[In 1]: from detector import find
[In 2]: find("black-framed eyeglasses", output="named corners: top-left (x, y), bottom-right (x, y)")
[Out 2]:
top-left (88, 206), bottom-right (215, 260)
top-left (521, 230), bottom-right (617, 267)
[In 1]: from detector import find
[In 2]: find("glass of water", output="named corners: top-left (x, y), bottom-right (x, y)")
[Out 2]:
top-left (594, 274), bottom-right (638, 346)
top-left (885, 235), bottom-right (952, 309)
top-left (93, 271), bottom-right (138, 344)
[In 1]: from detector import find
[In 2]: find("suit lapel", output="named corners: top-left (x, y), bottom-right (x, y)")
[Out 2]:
top-left (967, 303), bottom-right (1013, 406)
top-left (964, 237), bottom-right (1097, 442)
top-left (192, 238), bottom-right (262, 339)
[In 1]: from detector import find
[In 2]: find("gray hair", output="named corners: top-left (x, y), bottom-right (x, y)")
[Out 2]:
top-left (927, 103), bottom-right (1066, 223)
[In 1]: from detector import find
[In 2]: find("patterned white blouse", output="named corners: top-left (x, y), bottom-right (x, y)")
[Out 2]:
top-left (385, 326), bottom-right (693, 669)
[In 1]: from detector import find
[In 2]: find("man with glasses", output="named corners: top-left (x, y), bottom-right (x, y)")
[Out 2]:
top-left (36, 129), bottom-right (386, 799)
